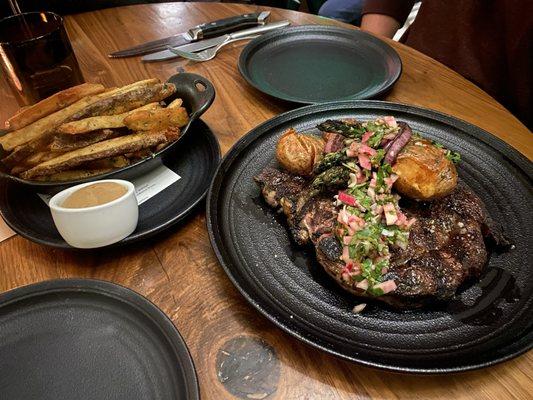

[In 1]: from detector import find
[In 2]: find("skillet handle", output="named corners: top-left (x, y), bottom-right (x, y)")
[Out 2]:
top-left (166, 72), bottom-right (216, 124)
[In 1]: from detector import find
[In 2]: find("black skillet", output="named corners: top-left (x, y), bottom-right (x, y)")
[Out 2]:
top-left (0, 72), bottom-right (215, 194)
top-left (206, 100), bottom-right (533, 373)
top-left (238, 26), bottom-right (402, 104)
top-left (0, 279), bottom-right (199, 400)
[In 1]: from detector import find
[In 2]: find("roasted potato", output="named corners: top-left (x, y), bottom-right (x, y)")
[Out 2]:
top-left (392, 138), bottom-right (457, 200)
top-left (276, 129), bottom-right (324, 176)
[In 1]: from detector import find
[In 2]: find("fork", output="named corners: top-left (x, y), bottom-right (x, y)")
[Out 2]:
top-left (167, 20), bottom-right (290, 62)
top-left (168, 35), bottom-right (259, 62)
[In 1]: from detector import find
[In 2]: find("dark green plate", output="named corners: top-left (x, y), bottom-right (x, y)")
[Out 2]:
top-left (238, 26), bottom-right (402, 104)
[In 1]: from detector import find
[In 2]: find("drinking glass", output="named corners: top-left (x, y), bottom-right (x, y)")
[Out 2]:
top-left (0, 11), bottom-right (84, 106)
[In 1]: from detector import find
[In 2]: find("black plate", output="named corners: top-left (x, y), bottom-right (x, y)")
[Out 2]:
top-left (0, 119), bottom-right (220, 249)
top-left (238, 26), bottom-right (402, 105)
top-left (0, 279), bottom-right (199, 400)
top-left (206, 100), bottom-right (533, 373)
top-left (0, 72), bottom-right (215, 193)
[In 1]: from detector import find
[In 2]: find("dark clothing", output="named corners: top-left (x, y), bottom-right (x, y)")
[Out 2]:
top-left (363, 0), bottom-right (533, 129)
top-left (319, 0), bottom-right (364, 25)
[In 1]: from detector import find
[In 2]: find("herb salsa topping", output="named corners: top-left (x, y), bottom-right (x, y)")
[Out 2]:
top-left (332, 116), bottom-right (416, 296)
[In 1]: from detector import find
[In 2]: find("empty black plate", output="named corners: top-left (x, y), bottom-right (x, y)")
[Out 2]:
top-left (0, 279), bottom-right (199, 399)
top-left (0, 119), bottom-right (220, 249)
top-left (206, 100), bottom-right (533, 373)
top-left (238, 26), bottom-right (402, 104)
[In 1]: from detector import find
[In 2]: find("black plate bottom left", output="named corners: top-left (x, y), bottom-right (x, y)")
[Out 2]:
top-left (0, 279), bottom-right (199, 400)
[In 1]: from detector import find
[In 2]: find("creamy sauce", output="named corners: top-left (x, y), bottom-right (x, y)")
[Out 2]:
top-left (62, 182), bottom-right (128, 209)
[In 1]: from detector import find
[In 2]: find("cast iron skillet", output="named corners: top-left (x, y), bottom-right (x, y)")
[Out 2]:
top-left (239, 26), bottom-right (402, 104)
top-left (0, 279), bottom-right (199, 400)
top-left (0, 72), bottom-right (215, 193)
top-left (206, 100), bottom-right (533, 373)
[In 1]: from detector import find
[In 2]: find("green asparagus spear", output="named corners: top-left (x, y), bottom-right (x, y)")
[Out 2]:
top-left (313, 151), bottom-right (350, 174)
top-left (317, 119), bottom-right (366, 138)
top-left (311, 166), bottom-right (351, 193)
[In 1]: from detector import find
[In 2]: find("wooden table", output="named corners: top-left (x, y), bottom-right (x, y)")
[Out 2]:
top-left (0, 3), bottom-right (531, 399)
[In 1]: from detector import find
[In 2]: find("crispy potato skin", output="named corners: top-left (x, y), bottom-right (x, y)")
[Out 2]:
top-left (5, 83), bottom-right (105, 131)
top-left (276, 129), bottom-right (324, 176)
top-left (123, 107), bottom-right (188, 131)
top-left (1, 77), bottom-right (188, 182)
top-left (57, 102), bottom-right (161, 135)
top-left (392, 138), bottom-right (457, 200)
top-left (0, 79), bottom-right (164, 151)
top-left (20, 129), bottom-right (177, 179)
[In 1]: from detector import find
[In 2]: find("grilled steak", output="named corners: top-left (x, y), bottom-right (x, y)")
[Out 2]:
top-left (255, 167), bottom-right (504, 309)
top-left (255, 168), bottom-right (337, 246)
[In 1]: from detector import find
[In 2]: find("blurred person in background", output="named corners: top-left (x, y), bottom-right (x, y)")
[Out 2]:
top-left (361, 0), bottom-right (532, 129)
top-left (318, 0), bottom-right (364, 25)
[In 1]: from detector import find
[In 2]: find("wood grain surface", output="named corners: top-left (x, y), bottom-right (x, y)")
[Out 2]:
top-left (0, 3), bottom-right (531, 400)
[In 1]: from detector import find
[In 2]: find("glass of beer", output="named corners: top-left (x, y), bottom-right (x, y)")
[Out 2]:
top-left (0, 11), bottom-right (84, 106)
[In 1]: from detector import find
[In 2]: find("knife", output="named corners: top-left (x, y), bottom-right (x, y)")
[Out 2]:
top-left (167, 21), bottom-right (291, 61)
top-left (109, 11), bottom-right (270, 58)
top-left (143, 20), bottom-right (291, 62)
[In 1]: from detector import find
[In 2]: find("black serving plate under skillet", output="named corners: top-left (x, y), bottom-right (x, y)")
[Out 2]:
top-left (239, 26), bottom-right (402, 104)
top-left (206, 100), bottom-right (533, 373)
top-left (0, 72), bottom-right (215, 193)
top-left (0, 119), bottom-right (220, 249)
top-left (0, 279), bottom-right (199, 400)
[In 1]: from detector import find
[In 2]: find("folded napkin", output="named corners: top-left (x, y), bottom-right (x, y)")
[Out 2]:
top-left (0, 217), bottom-right (15, 242)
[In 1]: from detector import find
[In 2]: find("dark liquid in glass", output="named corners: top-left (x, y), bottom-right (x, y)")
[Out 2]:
top-left (0, 12), bottom-right (84, 106)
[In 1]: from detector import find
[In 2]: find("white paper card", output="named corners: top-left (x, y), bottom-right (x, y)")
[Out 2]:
top-left (132, 165), bottom-right (181, 205)
top-left (38, 165), bottom-right (181, 205)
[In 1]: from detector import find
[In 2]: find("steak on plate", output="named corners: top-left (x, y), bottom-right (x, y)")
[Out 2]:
top-left (254, 167), bottom-right (505, 309)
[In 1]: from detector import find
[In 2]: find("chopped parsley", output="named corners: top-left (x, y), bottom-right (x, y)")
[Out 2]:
top-left (445, 150), bottom-right (461, 163)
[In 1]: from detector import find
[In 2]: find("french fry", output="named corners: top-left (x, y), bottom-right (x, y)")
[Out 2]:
top-left (124, 148), bottom-right (153, 159)
top-left (9, 151), bottom-right (59, 175)
top-left (49, 129), bottom-right (121, 152)
top-left (2, 128), bottom-right (121, 168)
top-left (0, 79), bottom-right (166, 151)
top-left (167, 98), bottom-right (183, 108)
top-left (0, 93), bottom-right (104, 151)
top-left (14, 105), bottom-right (30, 115)
top-left (4, 83), bottom-right (106, 131)
top-left (154, 143), bottom-right (168, 152)
top-left (25, 151), bottom-right (57, 165)
top-left (1, 77), bottom-right (189, 182)
top-left (33, 169), bottom-right (115, 182)
top-left (2, 134), bottom-right (54, 168)
top-left (20, 127), bottom-right (180, 179)
top-left (57, 102), bottom-right (161, 135)
top-left (83, 156), bottom-right (130, 170)
top-left (68, 81), bottom-right (173, 121)
top-left (123, 106), bottom-right (189, 132)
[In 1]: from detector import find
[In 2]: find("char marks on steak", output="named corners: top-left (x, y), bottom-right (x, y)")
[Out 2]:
top-left (254, 168), bottom-right (337, 246)
top-left (255, 167), bottom-right (502, 309)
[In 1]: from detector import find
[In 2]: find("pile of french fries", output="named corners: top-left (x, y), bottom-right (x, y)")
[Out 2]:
top-left (0, 78), bottom-right (189, 182)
